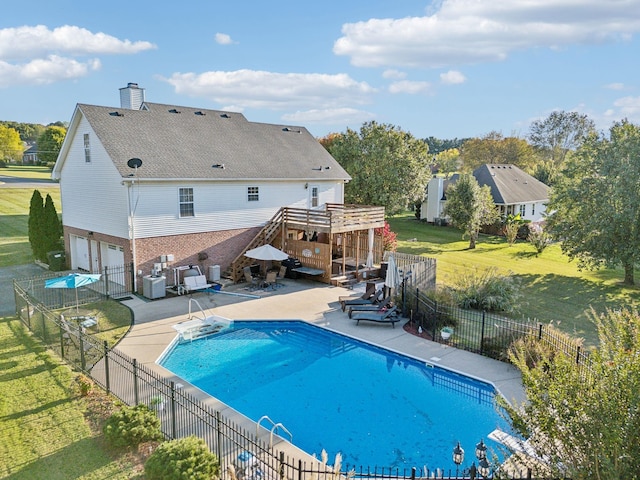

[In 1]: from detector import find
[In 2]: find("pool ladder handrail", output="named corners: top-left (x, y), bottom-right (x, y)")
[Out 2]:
top-left (257, 415), bottom-right (293, 448)
top-left (188, 298), bottom-right (209, 321)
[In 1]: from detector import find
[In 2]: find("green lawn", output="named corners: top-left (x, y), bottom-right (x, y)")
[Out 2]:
top-left (0, 165), bottom-right (55, 179)
top-left (0, 186), bottom-right (61, 267)
top-left (0, 317), bottom-right (141, 479)
top-left (388, 212), bottom-right (639, 345)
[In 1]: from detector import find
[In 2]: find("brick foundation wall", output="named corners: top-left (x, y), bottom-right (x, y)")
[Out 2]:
top-left (63, 225), bottom-right (261, 291)
top-left (135, 227), bottom-right (261, 282)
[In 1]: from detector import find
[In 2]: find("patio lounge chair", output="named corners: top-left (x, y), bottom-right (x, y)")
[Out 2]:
top-left (347, 297), bottom-right (393, 318)
top-left (338, 284), bottom-right (375, 307)
top-left (340, 288), bottom-right (383, 311)
top-left (351, 305), bottom-right (399, 328)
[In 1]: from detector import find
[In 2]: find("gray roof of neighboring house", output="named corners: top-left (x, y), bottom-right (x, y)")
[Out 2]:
top-left (472, 164), bottom-right (549, 204)
top-left (75, 102), bottom-right (350, 181)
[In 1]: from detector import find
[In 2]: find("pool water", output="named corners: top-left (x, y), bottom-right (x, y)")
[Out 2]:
top-left (160, 321), bottom-right (510, 470)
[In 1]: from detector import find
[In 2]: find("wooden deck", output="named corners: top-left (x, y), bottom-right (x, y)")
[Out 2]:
top-left (229, 204), bottom-right (386, 282)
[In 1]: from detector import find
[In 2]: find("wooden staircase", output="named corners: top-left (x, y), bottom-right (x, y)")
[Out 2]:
top-left (228, 208), bottom-right (285, 282)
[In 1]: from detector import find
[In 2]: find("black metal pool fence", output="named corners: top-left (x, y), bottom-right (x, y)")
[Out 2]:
top-left (13, 276), bottom-right (576, 480)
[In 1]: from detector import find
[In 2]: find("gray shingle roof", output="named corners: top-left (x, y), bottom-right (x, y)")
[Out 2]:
top-left (472, 164), bottom-right (549, 204)
top-left (77, 102), bottom-right (350, 181)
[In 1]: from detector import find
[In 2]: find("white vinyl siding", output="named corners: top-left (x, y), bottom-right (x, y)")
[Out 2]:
top-left (59, 116), bottom-right (130, 238)
top-left (130, 181), bottom-right (342, 237)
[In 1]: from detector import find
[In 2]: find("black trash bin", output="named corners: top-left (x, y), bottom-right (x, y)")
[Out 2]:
top-left (47, 251), bottom-right (66, 271)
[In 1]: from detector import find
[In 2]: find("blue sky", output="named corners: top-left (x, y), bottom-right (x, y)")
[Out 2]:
top-left (2, 0), bottom-right (640, 139)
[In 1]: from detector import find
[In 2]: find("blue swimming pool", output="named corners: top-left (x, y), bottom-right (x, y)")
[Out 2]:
top-left (160, 321), bottom-right (510, 470)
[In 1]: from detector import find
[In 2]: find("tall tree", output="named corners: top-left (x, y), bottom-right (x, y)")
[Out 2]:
top-left (546, 120), bottom-right (640, 285)
top-left (506, 308), bottom-right (640, 478)
top-left (0, 121), bottom-right (46, 143)
top-left (423, 136), bottom-right (468, 155)
top-left (443, 174), bottom-right (499, 249)
top-left (528, 111), bottom-right (596, 186)
top-left (0, 124), bottom-right (24, 163)
top-left (528, 111), bottom-right (595, 167)
top-left (459, 132), bottom-right (538, 173)
top-left (37, 125), bottom-right (67, 164)
top-left (435, 148), bottom-right (461, 178)
top-left (42, 193), bottom-right (63, 256)
top-left (324, 122), bottom-right (432, 215)
top-left (28, 190), bottom-right (45, 261)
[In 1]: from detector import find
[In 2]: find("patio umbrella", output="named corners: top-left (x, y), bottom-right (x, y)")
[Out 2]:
top-left (45, 273), bottom-right (102, 313)
top-left (384, 254), bottom-right (400, 295)
top-left (365, 228), bottom-right (374, 268)
top-left (245, 244), bottom-right (289, 275)
top-left (244, 244), bottom-right (289, 261)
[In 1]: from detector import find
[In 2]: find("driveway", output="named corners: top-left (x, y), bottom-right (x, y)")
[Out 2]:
top-left (0, 174), bottom-right (58, 188)
top-left (0, 263), bottom-right (48, 317)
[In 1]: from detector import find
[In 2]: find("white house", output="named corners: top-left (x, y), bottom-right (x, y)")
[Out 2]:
top-left (421, 164), bottom-right (549, 223)
top-left (52, 84), bottom-right (353, 289)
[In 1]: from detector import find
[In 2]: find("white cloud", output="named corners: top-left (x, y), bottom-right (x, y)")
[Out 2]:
top-left (0, 24), bottom-right (154, 88)
top-left (282, 107), bottom-right (375, 126)
top-left (333, 0), bottom-right (640, 68)
top-left (0, 55), bottom-right (100, 88)
top-left (440, 70), bottom-right (466, 84)
top-left (0, 25), bottom-right (156, 60)
top-left (612, 95), bottom-right (640, 118)
top-left (215, 33), bottom-right (235, 45)
top-left (604, 82), bottom-right (625, 90)
top-left (382, 69), bottom-right (406, 79)
top-left (161, 69), bottom-right (376, 111)
top-left (388, 80), bottom-right (431, 94)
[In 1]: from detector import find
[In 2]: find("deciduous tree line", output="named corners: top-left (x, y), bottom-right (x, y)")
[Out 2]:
top-left (322, 112), bottom-right (640, 285)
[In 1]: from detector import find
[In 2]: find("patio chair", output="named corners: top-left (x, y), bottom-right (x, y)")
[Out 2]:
top-left (264, 271), bottom-right (277, 290)
top-left (275, 265), bottom-right (287, 287)
top-left (347, 297), bottom-right (393, 318)
top-left (340, 288), bottom-right (383, 312)
top-left (243, 267), bottom-right (260, 291)
top-left (351, 305), bottom-right (399, 328)
top-left (338, 285), bottom-right (376, 311)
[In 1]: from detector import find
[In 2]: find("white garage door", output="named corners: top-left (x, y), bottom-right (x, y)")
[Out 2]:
top-left (71, 235), bottom-right (90, 271)
top-left (101, 243), bottom-right (126, 286)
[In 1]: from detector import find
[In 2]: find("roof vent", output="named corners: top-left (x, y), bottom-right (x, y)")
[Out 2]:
top-left (194, 111), bottom-right (206, 116)
top-left (109, 111), bottom-right (124, 117)
top-left (168, 109), bottom-right (181, 114)
top-left (283, 127), bottom-right (302, 133)
top-left (212, 163), bottom-right (225, 169)
top-left (220, 113), bottom-right (231, 118)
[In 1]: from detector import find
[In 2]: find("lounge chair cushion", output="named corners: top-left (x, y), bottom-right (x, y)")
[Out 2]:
top-left (351, 306), bottom-right (399, 327)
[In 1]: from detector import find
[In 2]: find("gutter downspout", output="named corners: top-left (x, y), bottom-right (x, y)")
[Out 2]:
top-left (126, 180), bottom-right (138, 292)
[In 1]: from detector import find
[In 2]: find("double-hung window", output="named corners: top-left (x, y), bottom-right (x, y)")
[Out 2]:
top-left (519, 204), bottom-right (526, 216)
top-left (179, 188), bottom-right (194, 217)
top-left (311, 186), bottom-right (319, 207)
top-left (247, 186), bottom-right (259, 202)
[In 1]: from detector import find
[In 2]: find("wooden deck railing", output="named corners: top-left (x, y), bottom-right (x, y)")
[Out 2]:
top-left (228, 205), bottom-right (386, 282)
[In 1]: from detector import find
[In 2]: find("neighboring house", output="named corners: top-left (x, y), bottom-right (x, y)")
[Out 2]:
top-left (52, 84), bottom-right (355, 291)
top-left (22, 143), bottom-right (38, 164)
top-left (420, 164), bottom-right (549, 223)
